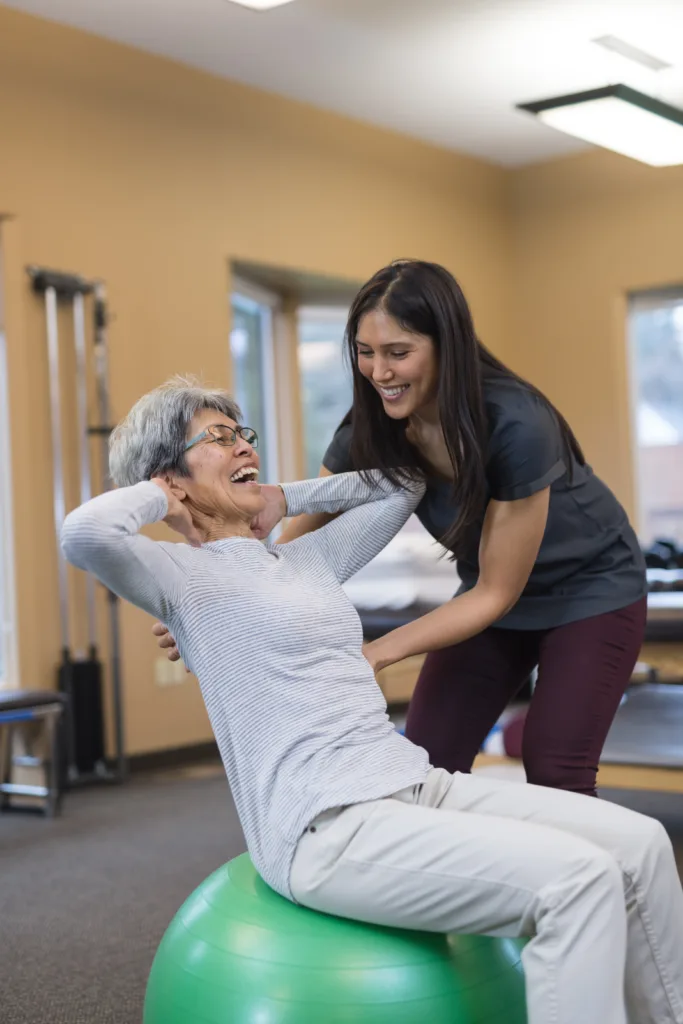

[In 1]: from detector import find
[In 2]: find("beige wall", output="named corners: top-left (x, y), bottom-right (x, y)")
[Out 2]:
top-left (509, 151), bottom-right (683, 524)
top-left (4, 8), bottom-right (683, 757)
top-left (0, 7), bottom-right (510, 754)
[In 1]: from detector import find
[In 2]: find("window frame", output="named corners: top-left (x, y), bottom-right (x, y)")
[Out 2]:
top-left (627, 285), bottom-right (683, 543)
top-left (230, 275), bottom-right (281, 484)
top-left (0, 233), bottom-right (18, 689)
top-left (296, 303), bottom-right (352, 479)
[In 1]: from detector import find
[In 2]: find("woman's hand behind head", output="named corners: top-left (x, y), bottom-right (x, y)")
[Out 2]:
top-left (151, 477), bottom-right (203, 548)
top-left (250, 484), bottom-right (286, 540)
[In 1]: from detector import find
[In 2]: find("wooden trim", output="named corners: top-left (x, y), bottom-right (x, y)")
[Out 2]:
top-left (126, 741), bottom-right (219, 775)
top-left (474, 753), bottom-right (683, 794)
top-left (274, 298), bottom-right (306, 482)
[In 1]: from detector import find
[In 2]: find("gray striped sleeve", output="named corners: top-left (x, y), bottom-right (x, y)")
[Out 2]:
top-left (281, 471), bottom-right (425, 582)
top-left (61, 481), bottom-right (188, 621)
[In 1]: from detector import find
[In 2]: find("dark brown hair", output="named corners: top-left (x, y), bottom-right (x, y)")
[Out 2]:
top-left (344, 260), bottom-right (584, 557)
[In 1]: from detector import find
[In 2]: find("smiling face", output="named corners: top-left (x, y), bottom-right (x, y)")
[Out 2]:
top-left (355, 308), bottom-right (439, 421)
top-left (174, 409), bottom-right (265, 531)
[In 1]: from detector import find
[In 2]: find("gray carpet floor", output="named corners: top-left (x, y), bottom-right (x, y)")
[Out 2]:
top-left (1, 768), bottom-right (682, 1024)
top-left (602, 684), bottom-right (683, 767)
top-left (1, 769), bottom-right (244, 1024)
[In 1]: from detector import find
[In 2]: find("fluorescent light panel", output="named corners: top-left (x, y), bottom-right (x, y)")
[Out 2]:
top-left (224, 0), bottom-right (296, 9)
top-left (518, 85), bottom-right (683, 166)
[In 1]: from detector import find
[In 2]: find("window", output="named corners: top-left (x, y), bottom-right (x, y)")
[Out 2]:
top-left (628, 290), bottom-right (683, 545)
top-left (230, 279), bottom-right (280, 483)
top-left (0, 240), bottom-right (16, 688)
top-left (297, 306), bottom-right (352, 478)
top-left (295, 301), bottom-right (452, 608)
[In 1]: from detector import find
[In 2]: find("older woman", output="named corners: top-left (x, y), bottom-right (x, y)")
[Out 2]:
top-left (62, 376), bottom-right (683, 1024)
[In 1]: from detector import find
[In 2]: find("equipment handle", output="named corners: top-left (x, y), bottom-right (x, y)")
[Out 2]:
top-left (45, 286), bottom-right (70, 651)
top-left (73, 292), bottom-right (97, 648)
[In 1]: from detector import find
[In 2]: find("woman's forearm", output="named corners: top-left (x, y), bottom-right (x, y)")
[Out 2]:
top-left (281, 470), bottom-right (420, 520)
top-left (366, 491), bottom-right (549, 668)
top-left (276, 510), bottom-right (337, 544)
top-left (366, 585), bottom-right (512, 670)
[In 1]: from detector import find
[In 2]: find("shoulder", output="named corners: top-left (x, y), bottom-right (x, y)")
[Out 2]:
top-left (322, 421), bottom-right (353, 473)
top-left (158, 540), bottom-right (212, 573)
top-left (483, 378), bottom-right (560, 436)
top-left (483, 379), bottom-right (566, 500)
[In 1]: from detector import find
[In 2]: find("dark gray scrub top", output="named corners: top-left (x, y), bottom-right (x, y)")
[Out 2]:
top-left (322, 379), bottom-right (647, 630)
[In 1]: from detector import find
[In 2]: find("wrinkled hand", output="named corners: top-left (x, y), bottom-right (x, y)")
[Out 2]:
top-left (250, 484), bottom-right (287, 540)
top-left (151, 477), bottom-right (202, 548)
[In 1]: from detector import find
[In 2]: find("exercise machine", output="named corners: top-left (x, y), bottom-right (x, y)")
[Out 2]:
top-left (28, 266), bottom-right (126, 787)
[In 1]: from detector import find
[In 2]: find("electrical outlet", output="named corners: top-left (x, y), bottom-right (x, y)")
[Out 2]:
top-left (155, 657), bottom-right (171, 686)
top-left (155, 657), bottom-right (189, 686)
top-left (168, 659), bottom-right (189, 684)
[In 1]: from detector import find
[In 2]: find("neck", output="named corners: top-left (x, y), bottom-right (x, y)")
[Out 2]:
top-left (409, 397), bottom-right (441, 430)
top-left (195, 512), bottom-right (255, 544)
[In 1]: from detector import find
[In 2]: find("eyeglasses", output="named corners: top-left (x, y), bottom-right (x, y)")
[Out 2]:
top-left (184, 424), bottom-right (258, 452)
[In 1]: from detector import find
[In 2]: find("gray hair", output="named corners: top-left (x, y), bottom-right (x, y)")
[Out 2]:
top-left (109, 375), bottom-right (242, 487)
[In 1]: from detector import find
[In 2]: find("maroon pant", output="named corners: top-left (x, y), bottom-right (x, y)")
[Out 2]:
top-left (404, 597), bottom-right (647, 797)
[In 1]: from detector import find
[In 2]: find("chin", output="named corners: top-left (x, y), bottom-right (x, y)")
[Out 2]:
top-left (381, 398), bottom-right (415, 419)
top-left (246, 490), bottom-right (266, 515)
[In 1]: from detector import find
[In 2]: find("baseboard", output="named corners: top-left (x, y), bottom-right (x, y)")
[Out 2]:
top-left (126, 745), bottom-right (683, 793)
top-left (474, 754), bottom-right (683, 794)
top-left (126, 740), bottom-right (220, 775)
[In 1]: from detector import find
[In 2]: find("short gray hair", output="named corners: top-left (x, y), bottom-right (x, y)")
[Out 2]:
top-left (109, 375), bottom-right (242, 487)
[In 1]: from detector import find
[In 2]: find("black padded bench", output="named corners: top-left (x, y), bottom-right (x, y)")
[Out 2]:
top-left (0, 690), bottom-right (67, 817)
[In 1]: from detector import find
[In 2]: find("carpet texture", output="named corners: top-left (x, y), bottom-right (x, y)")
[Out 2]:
top-left (1, 767), bottom-right (682, 1024)
top-left (1, 769), bottom-right (242, 1024)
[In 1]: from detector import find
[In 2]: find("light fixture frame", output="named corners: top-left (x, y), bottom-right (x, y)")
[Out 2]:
top-left (517, 83), bottom-right (683, 131)
top-left (223, 0), bottom-right (296, 10)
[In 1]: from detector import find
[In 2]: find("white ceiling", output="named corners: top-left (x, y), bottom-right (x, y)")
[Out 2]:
top-left (3, 0), bottom-right (683, 166)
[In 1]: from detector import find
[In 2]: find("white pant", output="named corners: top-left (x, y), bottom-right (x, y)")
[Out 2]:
top-left (290, 769), bottom-right (683, 1024)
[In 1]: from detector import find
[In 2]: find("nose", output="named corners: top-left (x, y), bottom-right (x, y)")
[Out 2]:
top-left (372, 356), bottom-right (393, 383)
top-left (234, 433), bottom-right (255, 458)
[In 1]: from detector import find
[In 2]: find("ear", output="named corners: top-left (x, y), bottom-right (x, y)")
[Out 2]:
top-left (161, 471), bottom-right (188, 502)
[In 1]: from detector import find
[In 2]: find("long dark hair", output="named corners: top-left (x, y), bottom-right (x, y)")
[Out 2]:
top-left (344, 259), bottom-right (584, 557)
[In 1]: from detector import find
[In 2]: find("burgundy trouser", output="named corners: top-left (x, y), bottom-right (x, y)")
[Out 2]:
top-left (404, 597), bottom-right (647, 797)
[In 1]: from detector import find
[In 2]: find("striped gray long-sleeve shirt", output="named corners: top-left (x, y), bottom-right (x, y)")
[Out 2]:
top-left (61, 472), bottom-right (431, 898)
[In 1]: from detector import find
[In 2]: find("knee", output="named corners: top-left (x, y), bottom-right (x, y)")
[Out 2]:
top-left (586, 848), bottom-right (623, 889)
top-left (626, 815), bottom-right (674, 869)
top-left (550, 846), bottom-right (624, 919)
top-left (576, 849), bottom-right (625, 920)
top-left (557, 839), bottom-right (623, 893)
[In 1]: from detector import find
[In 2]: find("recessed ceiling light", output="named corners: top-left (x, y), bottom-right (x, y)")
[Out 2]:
top-left (517, 84), bottom-right (683, 167)
top-left (224, 0), bottom-right (297, 9)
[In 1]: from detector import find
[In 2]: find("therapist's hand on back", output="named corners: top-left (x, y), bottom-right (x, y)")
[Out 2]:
top-left (152, 621), bottom-right (184, 664)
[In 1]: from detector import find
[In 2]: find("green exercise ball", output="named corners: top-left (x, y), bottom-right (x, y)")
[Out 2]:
top-left (144, 853), bottom-right (528, 1024)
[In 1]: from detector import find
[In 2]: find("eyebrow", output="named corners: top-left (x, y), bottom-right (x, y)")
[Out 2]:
top-left (355, 339), bottom-right (414, 349)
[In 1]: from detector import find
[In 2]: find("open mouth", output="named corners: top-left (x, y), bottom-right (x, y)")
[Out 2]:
top-left (378, 384), bottom-right (410, 402)
top-left (230, 466), bottom-right (260, 485)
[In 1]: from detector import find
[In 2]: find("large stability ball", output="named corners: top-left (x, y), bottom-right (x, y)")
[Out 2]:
top-left (144, 854), bottom-right (527, 1024)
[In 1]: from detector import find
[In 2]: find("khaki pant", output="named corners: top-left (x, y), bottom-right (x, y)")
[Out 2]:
top-left (290, 769), bottom-right (683, 1024)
